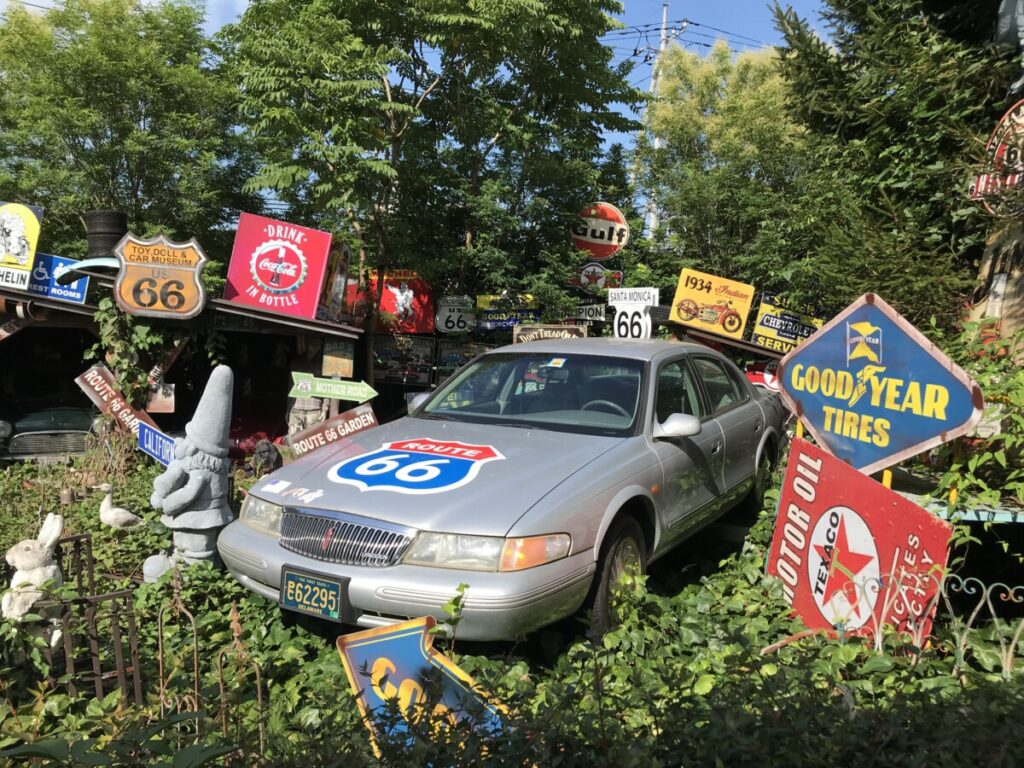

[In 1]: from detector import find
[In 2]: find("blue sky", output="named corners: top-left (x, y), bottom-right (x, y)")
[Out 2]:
top-left (201, 1), bottom-right (827, 149)
top-left (4, 0), bottom-right (827, 148)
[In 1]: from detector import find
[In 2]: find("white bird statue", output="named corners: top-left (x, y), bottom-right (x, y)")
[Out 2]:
top-left (94, 483), bottom-right (143, 529)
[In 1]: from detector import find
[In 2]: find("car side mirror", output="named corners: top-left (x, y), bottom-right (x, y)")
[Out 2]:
top-left (653, 413), bottom-right (702, 440)
top-left (408, 392), bottom-right (430, 414)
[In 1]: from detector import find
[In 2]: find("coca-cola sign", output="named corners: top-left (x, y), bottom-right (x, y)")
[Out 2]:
top-left (224, 213), bottom-right (331, 319)
top-left (252, 241), bottom-right (307, 294)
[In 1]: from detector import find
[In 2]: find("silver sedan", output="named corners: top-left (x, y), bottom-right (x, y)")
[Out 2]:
top-left (217, 338), bottom-right (786, 640)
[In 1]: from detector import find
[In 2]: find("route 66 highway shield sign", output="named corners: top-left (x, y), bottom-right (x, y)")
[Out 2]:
top-left (114, 233), bottom-right (208, 319)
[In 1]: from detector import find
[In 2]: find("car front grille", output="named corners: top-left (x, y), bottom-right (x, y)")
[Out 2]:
top-left (279, 511), bottom-right (414, 567)
top-left (8, 431), bottom-right (88, 457)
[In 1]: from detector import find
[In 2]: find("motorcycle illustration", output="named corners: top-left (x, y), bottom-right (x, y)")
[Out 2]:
top-left (676, 298), bottom-right (743, 334)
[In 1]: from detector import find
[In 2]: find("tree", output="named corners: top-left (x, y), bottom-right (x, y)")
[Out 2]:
top-left (0, 0), bottom-right (262, 261)
top-left (635, 42), bottom-right (824, 304)
top-left (224, 0), bottom-right (643, 334)
top-left (773, 0), bottom-right (1016, 324)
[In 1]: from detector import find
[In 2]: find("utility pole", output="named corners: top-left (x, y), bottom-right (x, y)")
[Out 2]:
top-left (643, 1), bottom-right (669, 235)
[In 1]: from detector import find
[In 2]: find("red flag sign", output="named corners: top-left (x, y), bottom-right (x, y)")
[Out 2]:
top-left (767, 438), bottom-right (952, 639)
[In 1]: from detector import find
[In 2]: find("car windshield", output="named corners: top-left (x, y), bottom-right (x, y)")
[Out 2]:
top-left (419, 352), bottom-right (644, 436)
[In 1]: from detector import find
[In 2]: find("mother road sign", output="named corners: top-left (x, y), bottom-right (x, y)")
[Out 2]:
top-left (777, 294), bottom-right (983, 475)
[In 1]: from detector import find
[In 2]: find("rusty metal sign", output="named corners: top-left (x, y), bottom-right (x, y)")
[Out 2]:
top-left (75, 364), bottom-right (158, 436)
top-left (777, 294), bottom-right (984, 475)
top-left (767, 438), bottom-right (951, 639)
top-left (114, 233), bottom-right (208, 319)
top-left (285, 403), bottom-right (378, 458)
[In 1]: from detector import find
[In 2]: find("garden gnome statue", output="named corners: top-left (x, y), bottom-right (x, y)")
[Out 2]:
top-left (143, 365), bottom-right (234, 581)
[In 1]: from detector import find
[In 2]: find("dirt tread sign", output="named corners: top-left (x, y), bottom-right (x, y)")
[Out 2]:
top-left (777, 293), bottom-right (983, 475)
top-left (114, 233), bottom-right (208, 319)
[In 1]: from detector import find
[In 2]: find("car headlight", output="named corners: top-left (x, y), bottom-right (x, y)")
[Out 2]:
top-left (240, 495), bottom-right (283, 537)
top-left (0, 420), bottom-right (11, 441)
top-left (402, 532), bottom-right (571, 572)
top-left (499, 534), bottom-right (572, 572)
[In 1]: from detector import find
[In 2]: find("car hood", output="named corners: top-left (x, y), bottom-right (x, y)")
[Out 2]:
top-left (5, 406), bottom-right (94, 433)
top-left (251, 417), bottom-right (621, 536)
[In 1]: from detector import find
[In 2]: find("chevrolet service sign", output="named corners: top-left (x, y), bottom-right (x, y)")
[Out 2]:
top-left (777, 294), bottom-right (983, 475)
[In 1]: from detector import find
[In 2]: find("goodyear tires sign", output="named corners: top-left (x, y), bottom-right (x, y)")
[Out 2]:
top-left (777, 294), bottom-right (983, 475)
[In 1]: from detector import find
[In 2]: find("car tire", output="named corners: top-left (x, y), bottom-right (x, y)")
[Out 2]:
top-left (588, 516), bottom-right (647, 638)
top-left (740, 448), bottom-right (773, 517)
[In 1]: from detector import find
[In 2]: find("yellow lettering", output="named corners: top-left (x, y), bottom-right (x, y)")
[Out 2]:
top-left (398, 678), bottom-right (425, 713)
top-left (823, 404), bottom-right (836, 431)
top-left (842, 410), bottom-right (859, 438)
top-left (901, 381), bottom-right (922, 416)
top-left (790, 364), bottom-right (805, 392)
top-left (872, 418), bottom-right (889, 447)
top-left (869, 375), bottom-right (887, 407)
top-left (858, 414), bottom-right (874, 443)
top-left (820, 368), bottom-right (836, 397)
top-left (371, 657), bottom-right (398, 702)
top-left (835, 371), bottom-right (854, 400)
top-left (884, 379), bottom-right (903, 411)
top-left (923, 384), bottom-right (948, 420)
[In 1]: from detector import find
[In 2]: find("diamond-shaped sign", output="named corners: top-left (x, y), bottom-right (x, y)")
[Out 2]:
top-left (777, 294), bottom-right (983, 475)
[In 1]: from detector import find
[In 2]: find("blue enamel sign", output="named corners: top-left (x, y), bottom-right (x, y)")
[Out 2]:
top-left (26, 253), bottom-right (89, 304)
top-left (137, 421), bottom-right (175, 466)
top-left (336, 617), bottom-right (504, 755)
top-left (328, 438), bottom-right (504, 495)
top-left (777, 294), bottom-right (983, 475)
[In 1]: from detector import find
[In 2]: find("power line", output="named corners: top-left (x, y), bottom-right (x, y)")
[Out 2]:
top-left (602, 16), bottom-right (768, 48)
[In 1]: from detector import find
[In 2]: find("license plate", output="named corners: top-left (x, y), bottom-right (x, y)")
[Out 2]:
top-left (280, 567), bottom-right (344, 622)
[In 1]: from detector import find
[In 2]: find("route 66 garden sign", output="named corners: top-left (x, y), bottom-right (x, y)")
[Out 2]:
top-left (328, 438), bottom-right (504, 494)
top-left (113, 233), bottom-right (208, 319)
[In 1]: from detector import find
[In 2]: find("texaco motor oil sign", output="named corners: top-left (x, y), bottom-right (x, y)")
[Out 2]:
top-left (767, 439), bottom-right (952, 638)
top-left (224, 212), bottom-right (332, 319)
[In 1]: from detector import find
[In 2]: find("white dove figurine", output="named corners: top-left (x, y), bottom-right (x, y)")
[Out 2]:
top-left (94, 483), bottom-right (143, 529)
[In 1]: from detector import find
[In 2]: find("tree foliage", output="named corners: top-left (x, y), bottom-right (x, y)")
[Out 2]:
top-left (636, 42), bottom-right (822, 301)
top-left (773, 0), bottom-right (1016, 323)
top-left (225, 0), bottom-right (643, 319)
top-left (0, 0), bottom-right (262, 260)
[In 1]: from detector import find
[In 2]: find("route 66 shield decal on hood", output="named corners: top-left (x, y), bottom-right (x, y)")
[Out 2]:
top-left (327, 438), bottom-right (505, 495)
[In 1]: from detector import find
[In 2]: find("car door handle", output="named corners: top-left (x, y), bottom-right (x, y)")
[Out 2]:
top-left (711, 442), bottom-right (722, 455)
top-left (754, 421), bottom-right (762, 432)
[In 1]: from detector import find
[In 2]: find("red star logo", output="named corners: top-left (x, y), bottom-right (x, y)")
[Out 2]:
top-left (583, 269), bottom-right (603, 285)
top-left (814, 514), bottom-right (875, 620)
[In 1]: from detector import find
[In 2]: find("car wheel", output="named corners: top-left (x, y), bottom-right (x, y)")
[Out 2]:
top-left (740, 448), bottom-right (773, 516)
top-left (589, 516), bottom-right (647, 637)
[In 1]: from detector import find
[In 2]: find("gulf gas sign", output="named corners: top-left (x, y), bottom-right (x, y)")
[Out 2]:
top-left (778, 294), bottom-right (983, 475)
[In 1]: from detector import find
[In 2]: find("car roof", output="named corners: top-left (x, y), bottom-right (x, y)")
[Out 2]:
top-left (487, 337), bottom-right (714, 362)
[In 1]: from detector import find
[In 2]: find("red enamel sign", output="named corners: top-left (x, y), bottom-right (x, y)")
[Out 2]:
top-left (224, 213), bottom-right (332, 319)
top-left (767, 438), bottom-right (952, 639)
top-left (570, 202), bottom-right (629, 261)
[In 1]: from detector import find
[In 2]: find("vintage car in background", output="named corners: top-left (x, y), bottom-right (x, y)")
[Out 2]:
top-left (218, 338), bottom-right (787, 641)
top-left (0, 402), bottom-right (99, 464)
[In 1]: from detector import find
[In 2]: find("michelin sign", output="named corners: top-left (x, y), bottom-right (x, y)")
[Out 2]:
top-left (777, 294), bottom-right (983, 475)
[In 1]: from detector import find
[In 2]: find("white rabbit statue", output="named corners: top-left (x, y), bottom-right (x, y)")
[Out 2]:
top-left (1, 513), bottom-right (64, 646)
